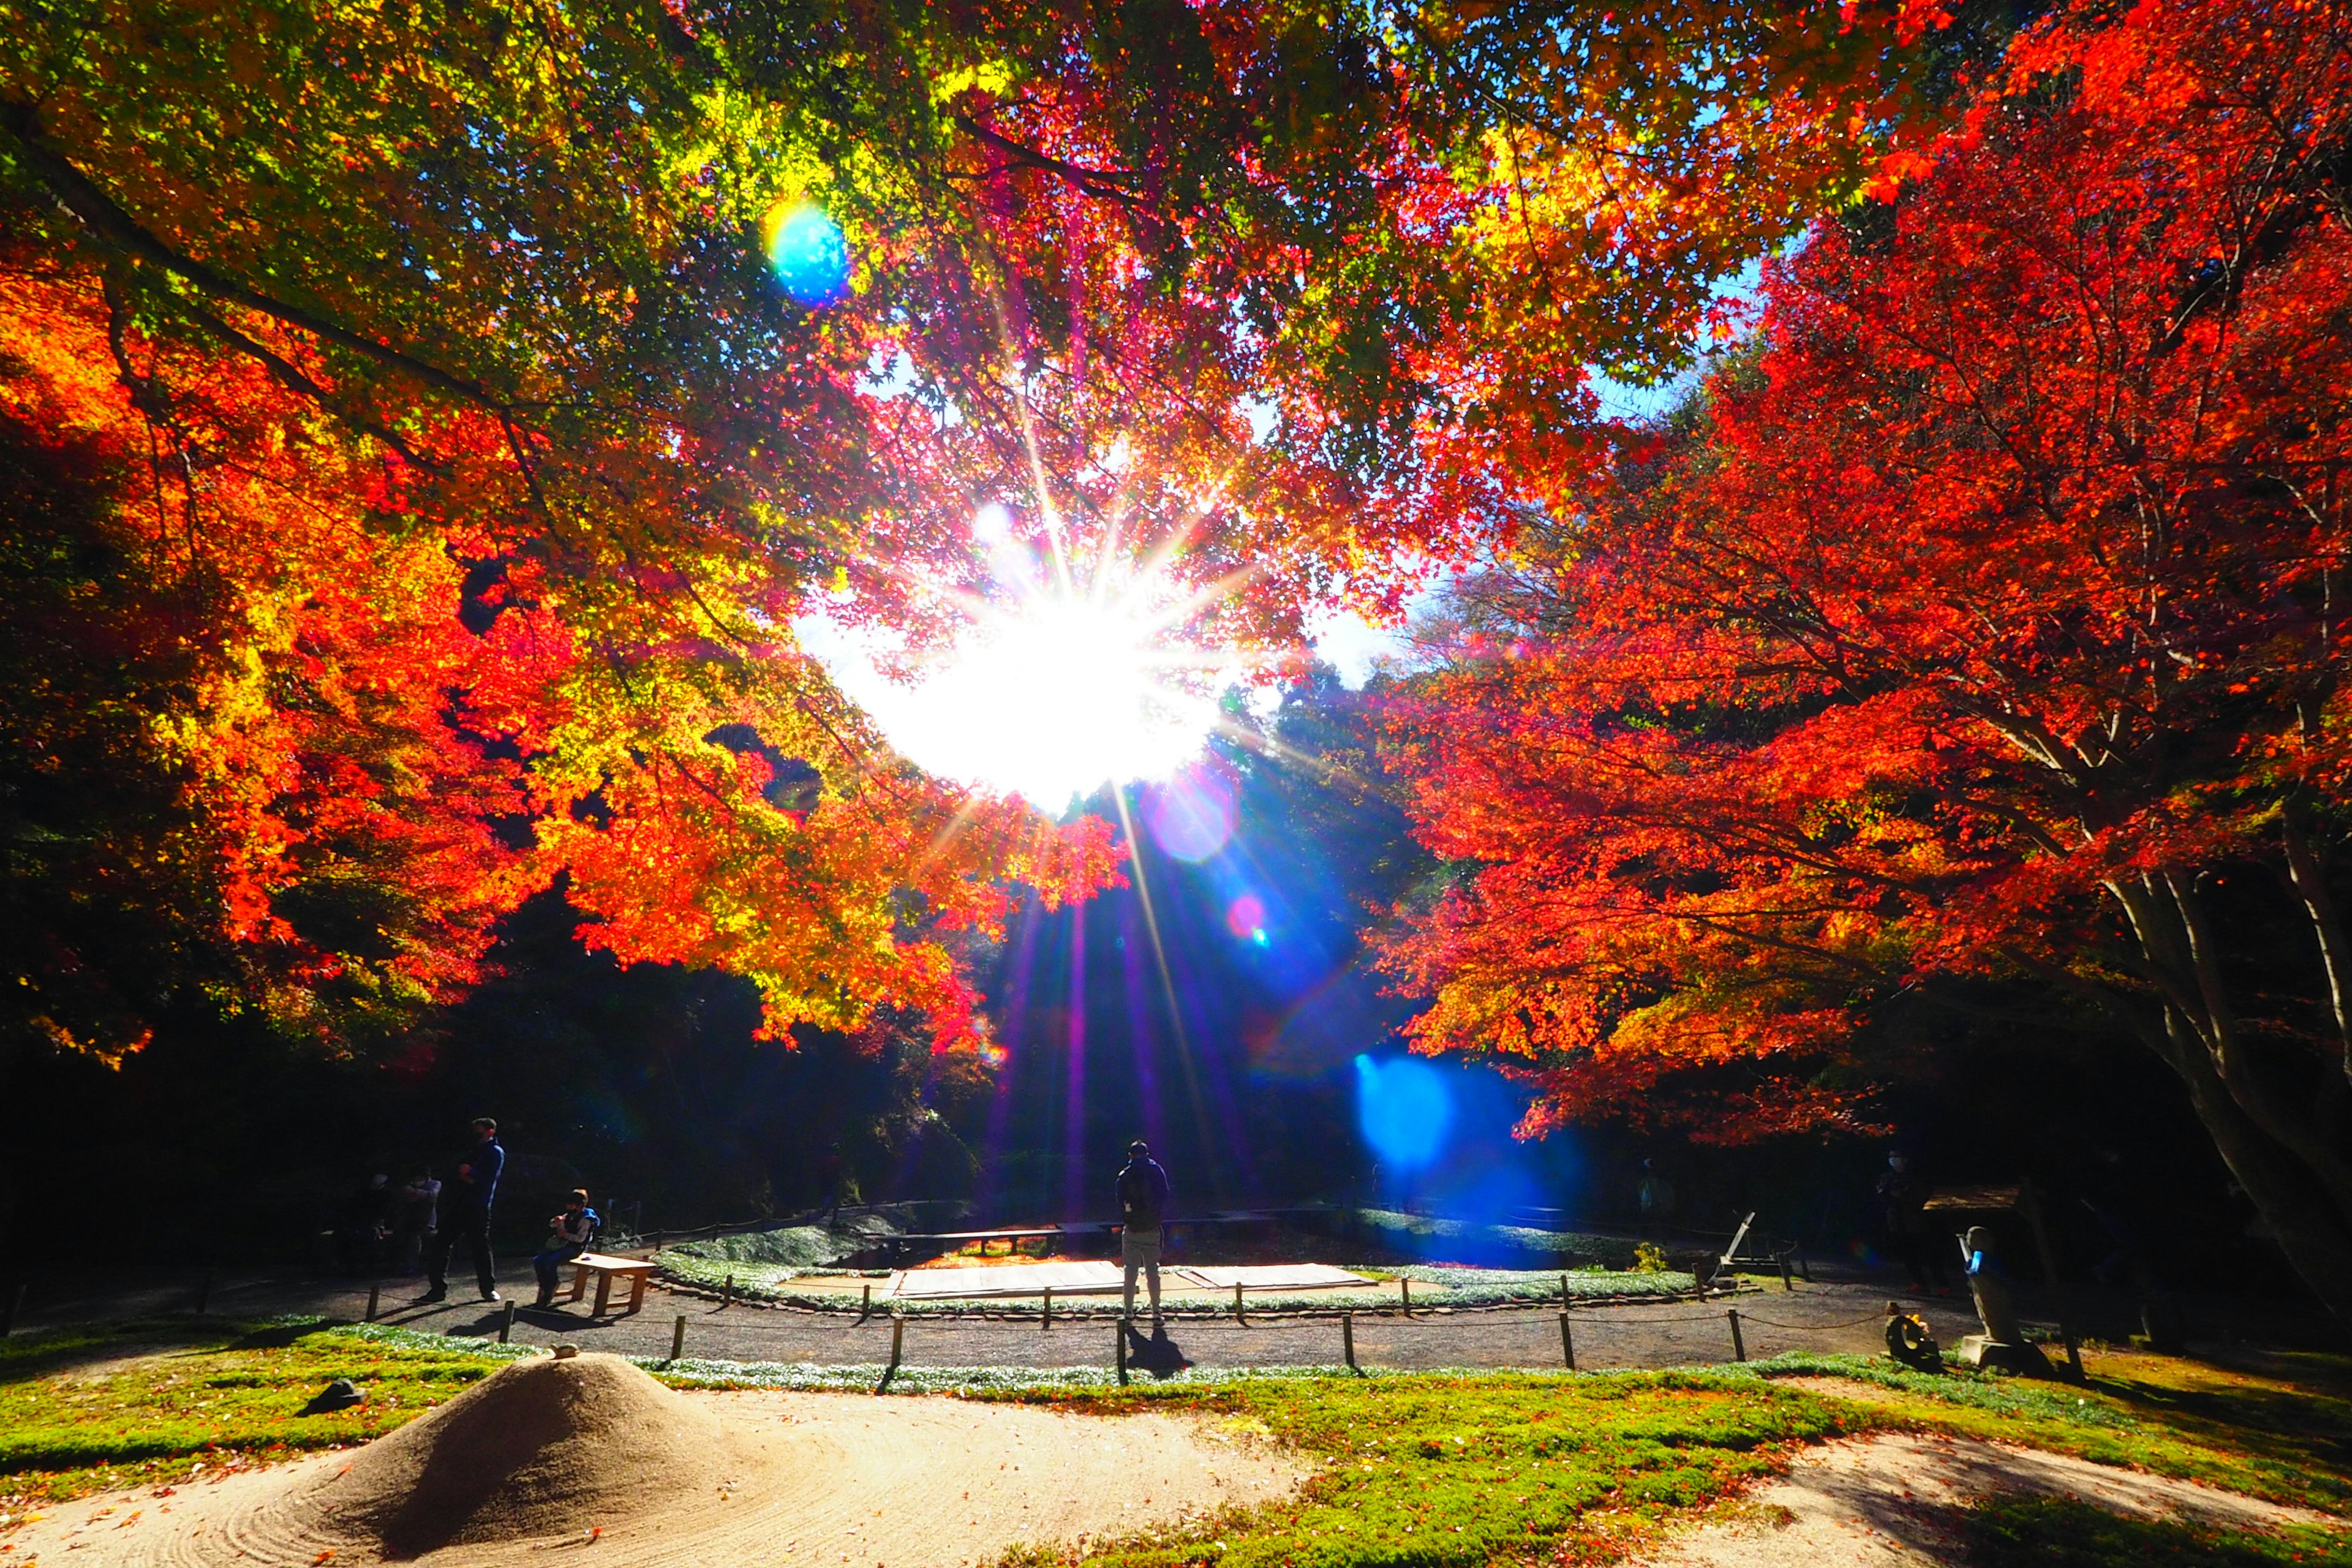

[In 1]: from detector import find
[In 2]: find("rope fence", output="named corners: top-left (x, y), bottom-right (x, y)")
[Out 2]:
top-left (0, 1266), bottom-right (1951, 1390)
top-left (622, 1290), bottom-right (1932, 1388)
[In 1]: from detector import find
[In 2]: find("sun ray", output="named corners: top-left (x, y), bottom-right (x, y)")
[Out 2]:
top-left (1110, 782), bottom-right (1218, 1163)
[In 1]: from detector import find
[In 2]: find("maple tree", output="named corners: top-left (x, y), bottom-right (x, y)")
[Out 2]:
top-left (0, 0), bottom-right (1967, 1072)
top-left (1380, 0), bottom-right (2352, 1314)
top-left (0, 270), bottom-right (538, 1062)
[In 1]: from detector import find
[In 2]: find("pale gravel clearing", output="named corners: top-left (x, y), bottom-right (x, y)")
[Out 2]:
top-left (1636, 1428), bottom-right (2333, 1568)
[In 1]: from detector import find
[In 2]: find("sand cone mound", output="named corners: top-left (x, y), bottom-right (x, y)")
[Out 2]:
top-left (298, 1352), bottom-right (736, 1556)
top-left (23, 1376), bottom-right (1310, 1568)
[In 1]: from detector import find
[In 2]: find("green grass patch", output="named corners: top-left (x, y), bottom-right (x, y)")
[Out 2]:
top-left (0, 1317), bottom-right (510, 1513)
top-left (980, 1371), bottom-right (1854, 1568)
top-left (662, 1224), bottom-right (869, 1270)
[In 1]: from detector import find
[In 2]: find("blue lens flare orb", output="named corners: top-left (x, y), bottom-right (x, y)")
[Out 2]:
top-left (1355, 1055), bottom-right (1455, 1169)
top-left (764, 202), bottom-right (851, 307)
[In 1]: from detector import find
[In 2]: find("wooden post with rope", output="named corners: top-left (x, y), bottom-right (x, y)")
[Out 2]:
top-left (875, 1316), bottom-right (904, 1395)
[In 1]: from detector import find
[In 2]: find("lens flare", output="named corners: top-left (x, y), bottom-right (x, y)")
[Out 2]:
top-left (1225, 893), bottom-right (1266, 939)
top-left (1355, 1055), bottom-right (1454, 1169)
top-left (764, 202), bottom-right (851, 307)
top-left (1145, 760), bottom-right (1238, 862)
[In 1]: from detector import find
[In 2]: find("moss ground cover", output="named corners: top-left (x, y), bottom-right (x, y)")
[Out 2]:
top-left (0, 1317), bottom-right (508, 1513)
top-left (987, 1373), bottom-right (1853, 1568)
top-left (1347, 1210), bottom-right (1643, 1270)
top-left (4, 1320), bottom-right (2348, 1566)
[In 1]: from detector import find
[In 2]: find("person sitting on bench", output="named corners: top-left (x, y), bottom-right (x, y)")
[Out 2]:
top-left (533, 1189), bottom-right (600, 1308)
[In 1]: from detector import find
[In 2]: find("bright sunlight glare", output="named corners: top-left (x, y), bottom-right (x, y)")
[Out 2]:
top-left (794, 521), bottom-right (1243, 809)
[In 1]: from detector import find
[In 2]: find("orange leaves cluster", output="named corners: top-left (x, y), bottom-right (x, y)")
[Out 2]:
top-left (0, 273), bottom-right (543, 1058)
top-left (0, 270), bottom-right (1126, 1062)
top-left (1379, 0), bottom-right (2352, 1140)
top-left (537, 663), bottom-right (1123, 1050)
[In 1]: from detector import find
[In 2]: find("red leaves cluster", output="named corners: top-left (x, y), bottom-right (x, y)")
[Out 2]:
top-left (0, 271), bottom-right (1125, 1061)
top-left (0, 273), bottom-right (541, 1058)
top-left (1381, 0), bottom-right (2352, 1142)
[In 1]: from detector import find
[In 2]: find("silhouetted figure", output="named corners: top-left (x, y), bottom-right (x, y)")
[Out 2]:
top-left (421, 1117), bottom-right (503, 1303)
top-left (1117, 1139), bottom-right (1170, 1323)
top-left (391, 1167), bottom-right (440, 1275)
top-left (816, 1146), bottom-right (844, 1223)
top-left (1874, 1151), bottom-right (1950, 1295)
top-left (336, 1174), bottom-right (392, 1274)
top-left (1636, 1159), bottom-right (1676, 1235)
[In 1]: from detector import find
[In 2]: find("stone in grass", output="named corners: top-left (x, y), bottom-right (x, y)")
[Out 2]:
top-left (301, 1378), bottom-right (366, 1414)
top-left (1958, 1334), bottom-right (2055, 1376)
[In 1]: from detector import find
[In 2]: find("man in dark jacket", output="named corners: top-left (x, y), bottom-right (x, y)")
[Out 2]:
top-left (421, 1117), bottom-right (504, 1303)
top-left (1115, 1139), bottom-right (1170, 1324)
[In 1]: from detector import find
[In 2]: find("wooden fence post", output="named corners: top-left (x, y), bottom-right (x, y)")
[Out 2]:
top-left (875, 1316), bottom-right (905, 1395)
top-left (1727, 1309), bottom-right (1746, 1363)
top-left (1115, 1322), bottom-right (1129, 1386)
top-left (1343, 1311), bottom-right (1358, 1373)
top-left (1042, 1286), bottom-right (1053, 1330)
top-left (1399, 1276), bottom-right (1412, 1316)
top-left (671, 1314), bottom-right (687, 1362)
top-left (499, 1300), bottom-right (516, 1344)
top-left (1559, 1313), bottom-right (1576, 1370)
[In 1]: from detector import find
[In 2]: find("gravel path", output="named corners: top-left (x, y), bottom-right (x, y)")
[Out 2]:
top-left (10, 1265), bottom-right (1990, 1376)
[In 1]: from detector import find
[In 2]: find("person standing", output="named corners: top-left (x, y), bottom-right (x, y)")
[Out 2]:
top-left (1115, 1139), bottom-right (1170, 1325)
top-left (391, 1166), bottom-right (440, 1276)
top-left (421, 1117), bottom-right (504, 1303)
top-left (1874, 1150), bottom-right (1950, 1297)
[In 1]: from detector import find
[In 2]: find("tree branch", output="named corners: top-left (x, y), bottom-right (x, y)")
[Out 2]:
top-left (2, 104), bottom-right (513, 414)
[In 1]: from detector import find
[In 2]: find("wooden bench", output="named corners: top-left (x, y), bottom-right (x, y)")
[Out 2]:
top-left (567, 1252), bottom-right (658, 1316)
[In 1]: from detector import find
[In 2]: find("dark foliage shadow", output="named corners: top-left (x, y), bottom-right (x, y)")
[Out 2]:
top-left (1962, 1495), bottom-right (2339, 1567)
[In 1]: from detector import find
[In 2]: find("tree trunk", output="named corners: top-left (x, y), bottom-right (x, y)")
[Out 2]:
top-left (2163, 1038), bottom-right (2352, 1322)
top-left (2104, 873), bottom-right (2352, 1322)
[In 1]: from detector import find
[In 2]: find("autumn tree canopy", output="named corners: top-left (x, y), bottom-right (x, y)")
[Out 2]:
top-left (1381, 0), bottom-right (2352, 1314)
top-left (1, 0), bottom-right (1956, 1065)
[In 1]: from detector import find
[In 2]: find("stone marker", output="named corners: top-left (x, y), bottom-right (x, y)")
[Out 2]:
top-left (1956, 1224), bottom-right (2052, 1376)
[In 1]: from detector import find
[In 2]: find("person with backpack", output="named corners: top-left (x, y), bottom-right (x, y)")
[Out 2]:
top-left (533, 1189), bottom-right (600, 1308)
top-left (1115, 1139), bottom-right (1170, 1324)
